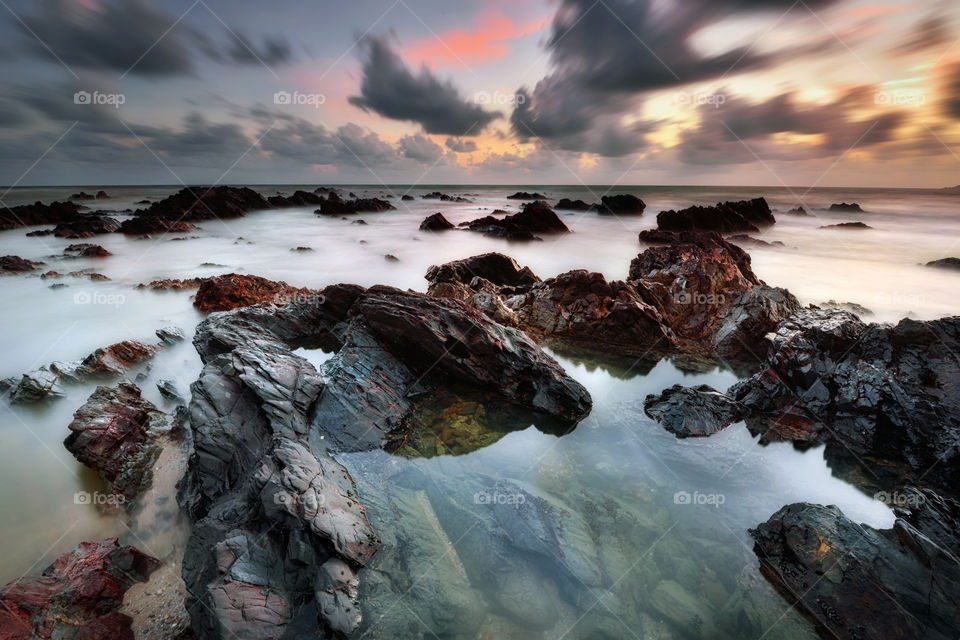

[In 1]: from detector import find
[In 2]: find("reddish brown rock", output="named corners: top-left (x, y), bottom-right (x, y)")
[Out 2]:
top-left (193, 273), bottom-right (317, 312)
top-left (0, 255), bottom-right (44, 273)
top-left (52, 215), bottom-right (120, 238)
top-left (136, 277), bottom-right (204, 290)
top-left (0, 200), bottom-right (82, 231)
top-left (76, 341), bottom-right (158, 379)
top-left (0, 538), bottom-right (160, 640)
top-left (117, 217), bottom-right (197, 235)
top-left (64, 383), bottom-right (166, 499)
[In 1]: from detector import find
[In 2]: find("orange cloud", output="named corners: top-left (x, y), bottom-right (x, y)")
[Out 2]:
top-left (404, 9), bottom-right (549, 68)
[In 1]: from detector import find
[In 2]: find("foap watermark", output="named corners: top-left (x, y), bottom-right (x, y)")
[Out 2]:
top-left (874, 490), bottom-right (926, 508)
top-left (874, 90), bottom-right (926, 109)
top-left (274, 90), bottom-right (326, 108)
top-left (75, 491), bottom-right (126, 506)
top-left (674, 490), bottom-right (726, 508)
top-left (73, 90), bottom-right (126, 109)
top-left (674, 291), bottom-right (725, 306)
top-left (272, 291), bottom-right (326, 306)
top-left (474, 91), bottom-right (526, 106)
top-left (474, 490), bottom-right (526, 508)
top-left (73, 291), bottom-right (126, 308)
top-left (675, 91), bottom-right (726, 108)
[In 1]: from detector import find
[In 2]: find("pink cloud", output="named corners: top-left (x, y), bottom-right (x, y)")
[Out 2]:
top-left (403, 9), bottom-right (549, 68)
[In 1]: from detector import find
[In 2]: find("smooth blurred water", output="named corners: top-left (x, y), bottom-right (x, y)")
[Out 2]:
top-left (0, 184), bottom-right (949, 636)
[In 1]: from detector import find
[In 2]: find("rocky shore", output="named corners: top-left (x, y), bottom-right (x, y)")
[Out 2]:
top-left (2, 186), bottom-right (958, 640)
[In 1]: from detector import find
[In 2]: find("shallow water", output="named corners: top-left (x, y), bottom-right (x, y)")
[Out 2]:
top-left (0, 184), bottom-right (951, 636)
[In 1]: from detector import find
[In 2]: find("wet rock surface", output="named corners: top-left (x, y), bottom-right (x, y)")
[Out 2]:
top-left (179, 283), bottom-right (591, 638)
top-left (462, 200), bottom-right (571, 241)
top-left (192, 273), bottom-right (317, 312)
top-left (418, 212), bottom-right (455, 231)
top-left (0, 200), bottom-right (82, 231)
top-left (0, 255), bottom-right (44, 273)
top-left (0, 538), bottom-right (161, 640)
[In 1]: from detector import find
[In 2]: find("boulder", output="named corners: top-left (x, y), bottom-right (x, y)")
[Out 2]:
top-left (594, 194), bottom-right (645, 215)
top-left (556, 198), bottom-right (593, 211)
top-left (0, 200), bottom-right (82, 231)
top-left (656, 198), bottom-right (775, 233)
top-left (75, 340), bottom-right (158, 379)
top-left (644, 384), bottom-right (747, 438)
top-left (64, 383), bottom-right (167, 500)
top-left (425, 253), bottom-right (540, 290)
top-left (316, 193), bottom-right (395, 215)
top-left (419, 212), bottom-right (455, 231)
top-left (134, 186), bottom-right (269, 222)
top-left (506, 191), bottom-right (547, 200)
top-left (0, 539), bottom-right (160, 640)
top-left (925, 257), bottom-right (960, 271)
top-left (422, 191), bottom-right (470, 203)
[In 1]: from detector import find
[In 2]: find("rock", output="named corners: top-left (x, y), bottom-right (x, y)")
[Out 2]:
top-left (925, 257), bottom-right (960, 270)
top-left (401, 194), bottom-right (414, 201)
top-left (461, 216), bottom-right (541, 241)
top-left (829, 202), bottom-right (863, 212)
top-left (629, 232), bottom-right (799, 360)
top-left (425, 253), bottom-right (541, 290)
top-left (64, 382), bottom-right (167, 500)
top-left (137, 277), bottom-right (204, 290)
top-left (751, 502), bottom-right (960, 640)
top-left (316, 193), bottom-right (395, 215)
top-left (383, 254), bottom-right (399, 263)
top-left (638, 229), bottom-right (712, 244)
top-left (134, 186), bottom-right (269, 222)
top-left (65, 244), bottom-right (111, 257)
top-left (0, 200), bottom-right (82, 231)
top-left (555, 198), bottom-right (594, 211)
top-left (157, 379), bottom-right (182, 401)
top-left (180, 283), bottom-right (591, 638)
top-left (419, 212), bottom-right (455, 231)
top-left (422, 191), bottom-right (470, 203)
top-left (594, 194), bottom-right (645, 215)
top-left (644, 384), bottom-right (747, 437)
top-left (0, 255), bottom-right (43, 273)
top-left (819, 222), bottom-right (871, 229)
top-left (52, 215), bottom-right (121, 238)
top-left (193, 273), bottom-right (317, 312)
top-left (505, 270), bottom-right (677, 358)
top-left (291, 246), bottom-right (313, 252)
top-left (462, 201), bottom-right (570, 240)
top-left (267, 190), bottom-right (325, 208)
top-left (156, 326), bottom-right (185, 344)
top-left (729, 310), bottom-right (960, 489)
top-left (506, 191), bottom-right (547, 200)
top-left (0, 539), bottom-right (160, 640)
top-left (75, 340), bottom-right (158, 379)
top-left (818, 300), bottom-right (873, 316)
top-left (9, 369), bottom-right (65, 404)
top-left (117, 217), bottom-right (197, 235)
top-left (656, 198), bottom-right (776, 233)
top-left (728, 234), bottom-right (784, 248)
top-left (786, 206), bottom-right (809, 216)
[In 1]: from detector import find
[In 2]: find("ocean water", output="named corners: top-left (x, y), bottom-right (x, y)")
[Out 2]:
top-left (0, 184), bottom-right (953, 637)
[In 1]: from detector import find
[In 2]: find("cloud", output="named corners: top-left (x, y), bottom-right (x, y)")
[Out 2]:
top-left (944, 64), bottom-right (960, 119)
top-left (445, 137), bottom-right (477, 153)
top-left (399, 134), bottom-right (444, 163)
top-left (894, 14), bottom-right (952, 54)
top-left (512, 0), bottom-right (841, 155)
top-left (19, 0), bottom-right (194, 76)
top-left (348, 36), bottom-right (500, 136)
top-left (222, 31), bottom-right (295, 66)
top-left (676, 88), bottom-right (907, 165)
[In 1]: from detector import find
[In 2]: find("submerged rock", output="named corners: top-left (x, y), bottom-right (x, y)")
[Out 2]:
top-left (644, 384), bottom-right (747, 438)
top-left (316, 193), bottom-right (395, 215)
top-left (462, 201), bottom-right (570, 240)
top-left (0, 200), bottom-right (82, 231)
top-left (134, 186), bottom-right (269, 222)
top-left (556, 198), bottom-right (593, 211)
top-left (0, 538), bottom-right (160, 640)
top-left (506, 191), bottom-right (547, 200)
top-left (819, 222), bottom-right (871, 230)
top-left (422, 191), bottom-right (470, 203)
top-left (64, 382), bottom-right (168, 501)
top-left (0, 255), bottom-right (43, 274)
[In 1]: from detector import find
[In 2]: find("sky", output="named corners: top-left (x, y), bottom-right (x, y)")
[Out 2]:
top-left (0, 0), bottom-right (959, 187)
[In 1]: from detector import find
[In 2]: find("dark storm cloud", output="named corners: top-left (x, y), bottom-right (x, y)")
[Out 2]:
top-left (220, 31), bottom-right (295, 66)
top-left (445, 137), bottom-right (477, 153)
top-left (0, 99), bottom-right (32, 128)
top-left (348, 36), bottom-right (499, 136)
top-left (19, 0), bottom-right (194, 76)
top-left (513, 0), bottom-right (841, 155)
top-left (399, 134), bottom-right (444, 162)
top-left (676, 88), bottom-right (907, 165)
top-left (258, 116), bottom-right (402, 168)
